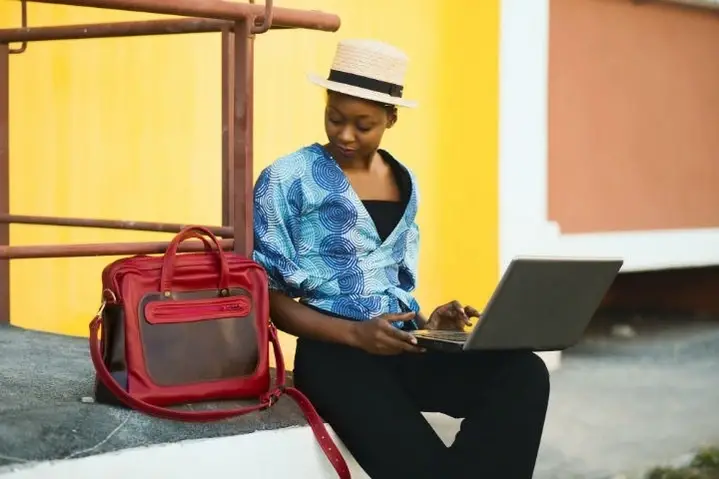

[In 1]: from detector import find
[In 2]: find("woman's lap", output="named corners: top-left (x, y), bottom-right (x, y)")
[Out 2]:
top-left (386, 345), bottom-right (550, 418)
top-left (293, 338), bottom-right (450, 478)
top-left (293, 338), bottom-right (550, 479)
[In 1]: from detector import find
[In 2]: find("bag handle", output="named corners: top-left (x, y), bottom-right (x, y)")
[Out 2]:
top-left (181, 231), bottom-right (215, 252)
top-left (160, 226), bottom-right (231, 297)
top-left (89, 314), bottom-right (350, 479)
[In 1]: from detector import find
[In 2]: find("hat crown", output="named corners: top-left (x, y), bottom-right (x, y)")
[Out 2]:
top-left (330, 39), bottom-right (408, 87)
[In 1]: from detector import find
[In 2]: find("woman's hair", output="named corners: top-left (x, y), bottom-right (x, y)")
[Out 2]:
top-left (379, 103), bottom-right (399, 117)
top-left (326, 90), bottom-right (398, 117)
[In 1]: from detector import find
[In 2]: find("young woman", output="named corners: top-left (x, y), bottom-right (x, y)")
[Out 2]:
top-left (253, 39), bottom-right (549, 479)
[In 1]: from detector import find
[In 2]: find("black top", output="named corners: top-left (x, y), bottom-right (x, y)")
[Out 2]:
top-left (362, 150), bottom-right (411, 242)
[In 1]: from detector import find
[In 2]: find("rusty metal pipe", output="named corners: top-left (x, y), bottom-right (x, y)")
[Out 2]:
top-left (232, 19), bottom-right (254, 256)
top-left (0, 18), bottom-right (233, 43)
top-left (221, 28), bottom-right (235, 228)
top-left (250, 0), bottom-right (273, 34)
top-left (0, 238), bottom-right (235, 259)
top-left (20, 0), bottom-right (341, 32)
top-left (8, 0), bottom-right (28, 54)
top-left (0, 214), bottom-right (233, 237)
top-left (0, 45), bottom-right (9, 323)
top-left (0, 17), bottom-right (292, 44)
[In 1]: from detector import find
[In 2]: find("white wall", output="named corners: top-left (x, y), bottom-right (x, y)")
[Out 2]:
top-left (498, 0), bottom-right (719, 274)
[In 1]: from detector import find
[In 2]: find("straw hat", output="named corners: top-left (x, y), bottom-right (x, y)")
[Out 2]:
top-left (308, 39), bottom-right (418, 108)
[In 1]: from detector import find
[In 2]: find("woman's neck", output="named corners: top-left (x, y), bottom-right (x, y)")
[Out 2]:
top-left (325, 144), bottom-right (380, 171)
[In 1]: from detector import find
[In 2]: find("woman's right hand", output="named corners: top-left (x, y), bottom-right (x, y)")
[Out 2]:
top-left (349, 312), bottom-right (424, 355)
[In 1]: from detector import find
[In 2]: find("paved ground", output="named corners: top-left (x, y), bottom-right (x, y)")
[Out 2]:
top-left (1, 314), bottom-right (718, 478)
top-left (0, 324), bottom-right (307, 472)
top-left (534, 314), bottom-right (719, 479)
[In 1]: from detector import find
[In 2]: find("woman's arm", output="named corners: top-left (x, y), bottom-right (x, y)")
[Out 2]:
top-left (270, 291), bottom-right (421, 354)
top-left (254, 163), bottom-right (420, 354)
top-left (269, 291), bottom-right (359, 346)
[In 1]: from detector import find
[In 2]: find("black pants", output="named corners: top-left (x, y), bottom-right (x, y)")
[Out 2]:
top-left (294, 338), bottom-right (550, 479)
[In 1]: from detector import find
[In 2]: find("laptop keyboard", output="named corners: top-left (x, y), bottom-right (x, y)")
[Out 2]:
top-left (417, 330), bottom-right (470, 342)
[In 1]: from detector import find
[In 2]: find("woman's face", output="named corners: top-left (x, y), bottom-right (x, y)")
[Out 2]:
top-left (324, 92), bottom-right (397, 161)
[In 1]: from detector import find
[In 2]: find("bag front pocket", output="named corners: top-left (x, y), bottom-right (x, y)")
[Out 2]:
top-left (137, 291), bottom-right (259, 387)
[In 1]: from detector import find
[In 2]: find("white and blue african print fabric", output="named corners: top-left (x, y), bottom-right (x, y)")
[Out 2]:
top-left (252, 143), bottom-right (421, 321)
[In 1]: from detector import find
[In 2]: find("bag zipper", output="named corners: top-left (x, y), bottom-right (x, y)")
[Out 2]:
top-left (144, 295), bottom-right (252, 324)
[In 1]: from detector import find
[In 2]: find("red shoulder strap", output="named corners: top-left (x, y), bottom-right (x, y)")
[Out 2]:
top-left (89, 315), bottom-right (350, 479)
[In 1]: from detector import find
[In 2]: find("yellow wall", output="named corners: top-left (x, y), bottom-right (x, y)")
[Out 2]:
top-left (1, 1), bottom-right (499, 361)
top-left (437, 2), bottom-right (500, 314)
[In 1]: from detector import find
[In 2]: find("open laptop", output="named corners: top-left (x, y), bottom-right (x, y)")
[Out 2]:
top-left (411, 256), bottom-right (623, 352)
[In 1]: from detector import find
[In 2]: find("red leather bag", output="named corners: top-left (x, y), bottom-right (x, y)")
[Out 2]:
top-left (89, 225), bottom-right (350, 478)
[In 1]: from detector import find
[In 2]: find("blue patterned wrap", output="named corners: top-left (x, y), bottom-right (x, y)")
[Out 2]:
top-left (252, 143), bottom-right (421, 324)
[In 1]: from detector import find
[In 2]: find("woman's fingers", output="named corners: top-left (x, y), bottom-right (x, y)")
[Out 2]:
top-left (386, 335), bottom-right (424, 353)
top-left (464, 305), bottom-right (481, 319)
top-left (449, 301), bottom-right (472, 326)
top-left (382, 319), bottom-right (418, 344)
top-left (379, 320), bottom-right (423, 353)
top-left (372, 333), bottom-right (422, 354)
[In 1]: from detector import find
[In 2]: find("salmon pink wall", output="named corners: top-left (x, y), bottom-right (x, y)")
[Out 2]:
top-left (548, 0), bottom-right (719, 234)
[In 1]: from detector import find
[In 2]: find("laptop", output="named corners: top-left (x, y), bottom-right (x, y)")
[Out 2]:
top-left (411, 256), bottom-right (623, 352)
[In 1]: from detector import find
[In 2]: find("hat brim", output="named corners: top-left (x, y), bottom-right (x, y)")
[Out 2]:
top-left (308, 73), bottom-right (418, 108)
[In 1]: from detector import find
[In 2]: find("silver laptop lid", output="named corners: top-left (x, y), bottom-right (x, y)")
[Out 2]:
top-left (464, 256), bottom-right (623, 351)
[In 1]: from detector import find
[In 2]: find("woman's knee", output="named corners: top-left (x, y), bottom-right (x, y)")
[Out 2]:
top-left (504, 351), bottom-right (551, 400)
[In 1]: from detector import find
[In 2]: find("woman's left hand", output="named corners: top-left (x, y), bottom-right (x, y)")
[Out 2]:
top-left (425, 301), bottom-right (481, 331)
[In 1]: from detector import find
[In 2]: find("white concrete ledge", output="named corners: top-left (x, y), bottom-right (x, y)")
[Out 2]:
top-left (0, 414), bottom-right (464, 479)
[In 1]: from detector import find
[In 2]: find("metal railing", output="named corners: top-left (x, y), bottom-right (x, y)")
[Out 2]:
top-left (0, 0), bottom-right (341, 323)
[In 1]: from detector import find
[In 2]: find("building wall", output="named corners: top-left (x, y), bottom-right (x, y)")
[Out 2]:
top-left (1, 1), bottom-right (500, 361)
top-left (499, 0), bottom-right (719, 273)
top-left (548, 0), bottom-right (719, 234)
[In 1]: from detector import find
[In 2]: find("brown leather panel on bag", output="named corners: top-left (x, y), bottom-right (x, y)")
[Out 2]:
top-left (137, 289), bottom-right (259, 387)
